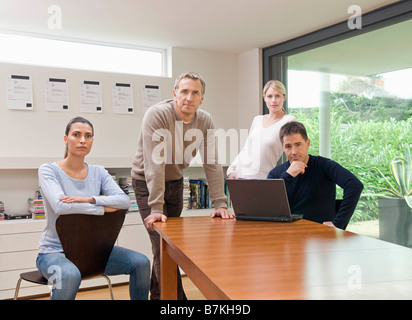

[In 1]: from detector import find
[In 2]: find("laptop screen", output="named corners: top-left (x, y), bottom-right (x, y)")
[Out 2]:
top-left (226, 179), bottom-right (292, 218)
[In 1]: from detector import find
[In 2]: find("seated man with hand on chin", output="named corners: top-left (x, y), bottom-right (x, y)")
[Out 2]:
top-left (267, 121), bottom-right (363, 229)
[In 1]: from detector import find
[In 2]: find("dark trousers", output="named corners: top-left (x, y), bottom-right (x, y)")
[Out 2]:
top-left (132, 178), bottom-right (187, 300)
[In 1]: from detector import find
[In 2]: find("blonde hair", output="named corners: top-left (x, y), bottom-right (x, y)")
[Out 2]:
top-left (262, 80), bottom-right (286, 97)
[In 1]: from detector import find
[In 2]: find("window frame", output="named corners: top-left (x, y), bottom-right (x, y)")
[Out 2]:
top-left (262, 1), bottom-right (412, 114)
top-left (0, 32), bottom-right (167, 77)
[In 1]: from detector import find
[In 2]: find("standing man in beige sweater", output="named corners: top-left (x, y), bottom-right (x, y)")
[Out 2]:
top-left (131, 71), bottom-right (234, 300)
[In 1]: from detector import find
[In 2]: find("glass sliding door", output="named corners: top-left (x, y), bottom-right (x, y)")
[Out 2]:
top-left (263, 3), bottom-right (412, 246)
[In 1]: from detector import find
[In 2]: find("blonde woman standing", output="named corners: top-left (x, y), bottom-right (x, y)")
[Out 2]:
top-left (227, 80), bottom-right (297, 179)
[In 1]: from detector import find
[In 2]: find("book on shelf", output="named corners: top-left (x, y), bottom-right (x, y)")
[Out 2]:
top-left (28, 191), bottom-right (45, 220)
top-left (188, 178), bottom-right (211, 209)
top-left (4, 212), bottom-right (32, 220)
top-left (224, 179), bottom-right (232, 208)
top-left (183, 176), bottom-right (191, 209)
top-left (0, 201), bottom-right (4, 220)
top-left (186, 178), bottom-right (231, 209)
top-left (117, 176), bottom-right (139, 214)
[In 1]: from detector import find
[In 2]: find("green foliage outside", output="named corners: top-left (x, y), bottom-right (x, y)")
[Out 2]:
top-left (289, 91), bottom-right (412, 223)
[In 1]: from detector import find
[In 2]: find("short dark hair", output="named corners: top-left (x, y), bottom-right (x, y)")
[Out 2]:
top-left (279, 121), bottom-right (308, 144)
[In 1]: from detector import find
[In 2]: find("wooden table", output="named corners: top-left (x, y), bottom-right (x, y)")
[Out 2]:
top-left (154, 216), bottom-right (412, 300)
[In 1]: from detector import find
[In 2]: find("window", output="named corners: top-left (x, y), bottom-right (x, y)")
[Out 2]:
top-left (0, 33), bottom-right (165, 76)
top-left (263, 2), bottom-right (412, 246)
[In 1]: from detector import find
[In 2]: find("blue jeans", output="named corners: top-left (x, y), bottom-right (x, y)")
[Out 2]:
top-left (36, 246), bottom-right (150, 300)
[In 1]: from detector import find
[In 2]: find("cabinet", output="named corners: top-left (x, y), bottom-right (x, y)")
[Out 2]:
top-left (0, 218), bottom-right (48, 299)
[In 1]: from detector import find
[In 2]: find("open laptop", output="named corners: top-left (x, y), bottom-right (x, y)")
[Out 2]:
top-left (226, 179), bottom-right (303, 222)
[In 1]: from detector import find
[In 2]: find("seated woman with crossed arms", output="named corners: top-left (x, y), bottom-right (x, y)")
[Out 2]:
top-left (36, 116), bottom-right (150, 300)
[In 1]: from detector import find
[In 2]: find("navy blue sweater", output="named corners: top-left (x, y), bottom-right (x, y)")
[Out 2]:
top-left (267, 155), bottom-right (363, 229)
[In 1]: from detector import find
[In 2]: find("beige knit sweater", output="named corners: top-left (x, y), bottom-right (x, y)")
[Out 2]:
top-left (131, 100), bottom-right (227, 213)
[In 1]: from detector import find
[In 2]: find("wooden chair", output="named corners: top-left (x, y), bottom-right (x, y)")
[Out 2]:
top-left (14, 209), bottom-right (126, 300)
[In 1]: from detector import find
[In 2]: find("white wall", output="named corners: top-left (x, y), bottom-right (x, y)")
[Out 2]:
top-left (0, 62), bottom-right (174, 169)
top-left (237, 48), bottom-right (262, 131)
top-left (171, 47), bottom-right (239, 131)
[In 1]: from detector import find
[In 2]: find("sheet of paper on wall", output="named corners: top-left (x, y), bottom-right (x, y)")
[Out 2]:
top-left (45, 78), bottom-right (69, 112)
top-left (112, 83), bottom-right (134, 114)
top-left (142, 85), bottom-right (161, 115)
top-left (80, 80), bottom-right (102, 113)
top-left (7, 75), bottom-right (33, 110)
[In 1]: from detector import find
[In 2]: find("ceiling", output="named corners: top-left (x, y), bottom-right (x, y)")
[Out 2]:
top-left (0, 0), bottom-right (400, 54)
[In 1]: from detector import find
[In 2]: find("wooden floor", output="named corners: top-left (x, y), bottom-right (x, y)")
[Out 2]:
top-left (29, 276), bottom-right (205, 300)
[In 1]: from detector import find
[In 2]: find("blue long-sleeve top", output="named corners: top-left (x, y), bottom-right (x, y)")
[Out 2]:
top-left (267, 155), bottom-right (363, 229)
top-left (38, 162), bottom-right (130, 253)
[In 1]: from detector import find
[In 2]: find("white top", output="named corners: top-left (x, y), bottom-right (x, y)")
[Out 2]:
top-left (227, 114), bottom-right (297, 179)
top-left (38, 162), bottom-right (130, 253)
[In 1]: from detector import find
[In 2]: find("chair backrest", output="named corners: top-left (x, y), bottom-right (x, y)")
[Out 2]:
top-left (56, 209), bottom-right (126, 279)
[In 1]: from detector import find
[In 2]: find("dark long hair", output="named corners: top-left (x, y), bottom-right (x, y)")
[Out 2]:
top-left (64, 116), bottom-right (94, 158)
